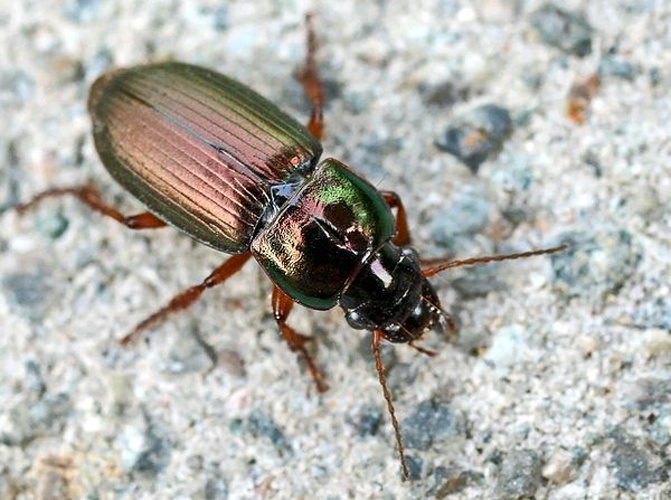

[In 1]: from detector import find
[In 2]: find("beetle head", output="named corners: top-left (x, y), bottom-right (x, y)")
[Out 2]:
top-left (340, 244), bottom-right (442, 343)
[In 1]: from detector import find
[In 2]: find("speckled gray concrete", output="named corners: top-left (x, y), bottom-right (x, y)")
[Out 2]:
top-left (1, 1), bottom-right (670, 498)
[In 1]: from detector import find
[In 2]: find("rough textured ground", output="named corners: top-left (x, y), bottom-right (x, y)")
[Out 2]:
top-left (1, 1), bottom-right (669, 498)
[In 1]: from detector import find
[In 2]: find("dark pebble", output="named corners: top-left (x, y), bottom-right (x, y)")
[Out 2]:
top-left (5, 393), bottom-right (72, 446)
top-left (529, 4), bottom-right (593, 57)
top-left (432, 466), bottom-right (484, 498)
top-left (495, 449), bottom-right (542, 499)
top-left (420, 80), bottom-right (471, 107)
top-left (246, 410), bottom-right (291, 455)
top-left (2, 270), bottom-right (54, 320)
top-left (204, 478), bottom-right (229, 500)
top-left (402, 399), bottom-right (466, 450)
top-left (429, 187), bottom-right (490, 252)
top-left (625, 377), bottom-right (671, 411)
top-left (405, 455), bottom-right (423, 481)
top-left (435, 104), bottom-right (513, 172)
top-left (451, 267), bottom-right (506, 300)
top-left (351, 405), bottom-right (382, 437)
top-left (609, 428), bottom-right (669, 492)
top-left (550, 228), bottom-right (641, 301)
top-left (35, 212), bottom-right (70, 240)
top-left (633, 297), bottom-right (671, 331)
top-left (24, 359), bottom-right (47, 396)
top-left (647, 409), bottom-right (671, 448)
top-left (119, 412), bottom-right (172, 476)
top-left (599, 56), bottom-right (638, 81)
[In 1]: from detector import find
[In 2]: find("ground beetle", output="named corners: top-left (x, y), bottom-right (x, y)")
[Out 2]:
top-left (17, 16), bottom-right (565, 479)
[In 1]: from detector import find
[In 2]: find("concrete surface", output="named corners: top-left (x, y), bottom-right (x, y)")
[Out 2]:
top-left (1, 0), bottom-right (670, 498)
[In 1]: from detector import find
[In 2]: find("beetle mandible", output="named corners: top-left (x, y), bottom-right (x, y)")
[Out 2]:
top-left (17, 15), bottom-right (565, 479)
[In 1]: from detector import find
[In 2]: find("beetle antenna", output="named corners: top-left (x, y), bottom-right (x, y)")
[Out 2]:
top-left (372, 330), bottom-right (410, 480)
top-left (421, 244), bottom-right (567, 278)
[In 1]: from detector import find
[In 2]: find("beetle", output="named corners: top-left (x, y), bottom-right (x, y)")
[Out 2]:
top-left (16, 16), bottom-right (565, 479)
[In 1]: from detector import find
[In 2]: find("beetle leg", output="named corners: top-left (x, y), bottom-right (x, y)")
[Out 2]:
top-left (381, 191), bottom-right (411, 246)
top-left (272, 286), bottom-right (329, 393)
top-left (120, 252), bottom-right (252, 345)
top-left (15, 185), bottom-right (167, 229)
top-left (298, 13), bottom-right (325, 141)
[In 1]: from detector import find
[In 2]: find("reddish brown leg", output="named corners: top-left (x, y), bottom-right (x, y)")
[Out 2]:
top-left (382, 191), bottom-right (411, 246)
top-left (15, 185), bottom-right (166, 229)
top-left (372, 330), bottom-right (409, 480)
top-left (120, 252), bottom-right (252, 345)
top-left (298, 13), bottom-right (325, 141)
top-left (271, 286), bottom-right (329, 393)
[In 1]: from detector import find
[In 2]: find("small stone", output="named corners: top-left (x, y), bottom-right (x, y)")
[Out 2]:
top-left (529, 4), bottom-right (593, 57)
top-left (24, 359), bottom-right (47, 396)
top-left (217, 348), bottom-right (246, 378)
top-left (647, 411), bottom-right (671, 448)
top-left (633, 298), bottom-right (671, 331)
top-left (551, 228), bottom-right (641, 301)
top-left (35, 212), bottom-right (70, 240)
top-left (640, 329), bottom-right (671, 357)
top-left (421, 80), bottom-right (470, 107)
top-left (118, 412), bottom-right (172, 476)
top-left (402, 399), bottom-right (466, 450)
top-left (609, 428), bottom-right (668, 492)
top-left (628, 186), bottom-right (662, 219)
top-left (435, 104), bottom-right (513, 172)
top-left (2, 270), bottom-right (54, 320)
top-left (451, 267), bottom-right (505, 300)
top-left (204, 478), bottom-right (229, 500)
top-left (405, 455), bottom-right (423, 481)
top-left (433, 466), bottom-right (484, 498)
top-left (599, 56), bottom-right (637, 81)
top-left (542, 449), bottom-right (580, 485)
top-left (429, 187), bottom-right (490, 252)
top-left (5, 393), bottom-right (72, 445)
top-left (623, 377), bottom-right (671, 412)
top-left (351, 405), bottom-right (382, 437)
top-left (246, 410), bottom-right (291, 454)
top-left (495, 449), bottom-right (542, 499)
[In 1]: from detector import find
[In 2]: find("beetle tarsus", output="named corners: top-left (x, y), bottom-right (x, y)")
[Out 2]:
top-left (298, 13), bottom-right (325, 141)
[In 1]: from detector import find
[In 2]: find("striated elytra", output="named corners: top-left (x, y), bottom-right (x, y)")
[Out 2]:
top-left (19, 22), bottom-right (565, 479)
top-left (89, 63), bottom-right (321, 255)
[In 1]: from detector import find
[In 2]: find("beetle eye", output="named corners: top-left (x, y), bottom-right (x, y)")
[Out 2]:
top-left (345, 309), bottom-right (370, 330)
